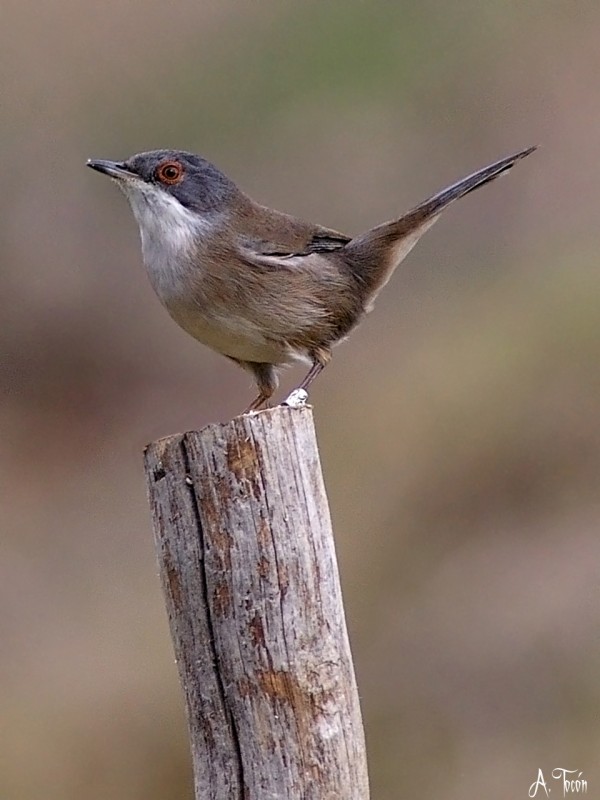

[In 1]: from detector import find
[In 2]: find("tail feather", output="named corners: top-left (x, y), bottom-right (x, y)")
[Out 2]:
top-left (407, 145), bottom-right (536, 220)
top-left (346, 146), bottom-right (536, 304)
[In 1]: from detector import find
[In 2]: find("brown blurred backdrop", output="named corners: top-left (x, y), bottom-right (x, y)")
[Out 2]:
top-left (2, 1), bottom-right (599, 798)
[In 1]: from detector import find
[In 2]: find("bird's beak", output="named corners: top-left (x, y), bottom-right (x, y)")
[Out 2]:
top-left (86, 159), bottom-right (138, 181)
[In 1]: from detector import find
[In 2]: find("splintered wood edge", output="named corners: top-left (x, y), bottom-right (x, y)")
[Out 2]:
top-left (143, 404), bottom-right (314, 453)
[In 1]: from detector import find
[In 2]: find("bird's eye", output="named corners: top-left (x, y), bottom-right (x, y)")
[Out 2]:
top-left (156, 161), bottom-right (183, 184)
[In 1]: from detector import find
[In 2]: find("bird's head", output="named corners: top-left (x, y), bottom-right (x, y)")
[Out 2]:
top-left (90, 147), bottom-right (242, 212)
top-left (87, 149), bottom-right (240, 249)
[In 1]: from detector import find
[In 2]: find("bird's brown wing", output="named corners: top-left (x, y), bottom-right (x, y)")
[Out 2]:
top-left (249, 228), bottom-right (352, 258)
top-left (232, 216), bottom-right (361, 345)
top-left (233, 198), bottom-right (351, 260)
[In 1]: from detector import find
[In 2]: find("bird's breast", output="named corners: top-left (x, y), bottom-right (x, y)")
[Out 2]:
top-left (162, 297), bottom-right (301, 365)
top-left (139, 218), bottom-right (209, 301)
top-left (141, 250), bottom-right (283, 362)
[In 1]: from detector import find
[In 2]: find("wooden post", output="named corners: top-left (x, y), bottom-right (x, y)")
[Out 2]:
top-left (144, 405), bottom-right (369, 800)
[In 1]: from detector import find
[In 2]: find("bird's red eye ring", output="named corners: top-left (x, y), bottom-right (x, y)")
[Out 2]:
top-left (156, 161), bottom-right (183, 185)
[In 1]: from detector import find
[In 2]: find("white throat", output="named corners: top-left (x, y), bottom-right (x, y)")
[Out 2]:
top-left (119, 181), bottom-right (217, 299)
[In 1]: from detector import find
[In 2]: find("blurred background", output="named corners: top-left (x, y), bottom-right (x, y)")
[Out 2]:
top-left (2, 1), bottom-right (599, 798)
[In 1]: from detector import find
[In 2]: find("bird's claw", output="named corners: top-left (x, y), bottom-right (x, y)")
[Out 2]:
top-left (283, 388), bottom-right (309, 408)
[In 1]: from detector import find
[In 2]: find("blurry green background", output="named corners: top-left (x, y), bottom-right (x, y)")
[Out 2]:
top-left (2, 1), bottom-right (599, 798)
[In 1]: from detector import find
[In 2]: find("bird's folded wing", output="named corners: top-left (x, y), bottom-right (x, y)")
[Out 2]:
top-left (240, 227), bottom-right (351, 261)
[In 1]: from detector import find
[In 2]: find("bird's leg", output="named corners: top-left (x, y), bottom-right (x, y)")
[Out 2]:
top-left (298, 347), bottom-right (332, 393)
top-left (244, 392), bottom-right (271, 414)
top-left (241, 362), bottom-right (279, 414)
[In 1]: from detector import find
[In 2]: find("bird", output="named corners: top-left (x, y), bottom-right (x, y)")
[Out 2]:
top-left (87, 145), bottom-right (535, 413)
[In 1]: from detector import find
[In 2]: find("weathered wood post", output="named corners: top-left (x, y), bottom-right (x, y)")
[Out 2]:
top-left (144, 405), bottom-right (369, 799)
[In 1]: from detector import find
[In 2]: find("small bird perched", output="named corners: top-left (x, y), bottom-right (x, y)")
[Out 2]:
top-left (88, 145), bottom-right (535, 412)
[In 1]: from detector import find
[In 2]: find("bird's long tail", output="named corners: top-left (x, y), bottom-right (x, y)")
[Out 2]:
top-left (345, 146), bottom-right (536, 305)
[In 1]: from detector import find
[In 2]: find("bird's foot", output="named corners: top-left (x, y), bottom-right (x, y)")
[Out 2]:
top-left (283, 388), bottom-right (309, 408)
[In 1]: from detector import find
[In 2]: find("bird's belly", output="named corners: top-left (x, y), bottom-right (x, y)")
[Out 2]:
top-left (165, 300), bottom-right (294, 365)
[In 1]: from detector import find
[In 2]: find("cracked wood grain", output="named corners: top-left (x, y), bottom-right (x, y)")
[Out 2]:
top-left (144, 405), bottom-right (369, 800)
